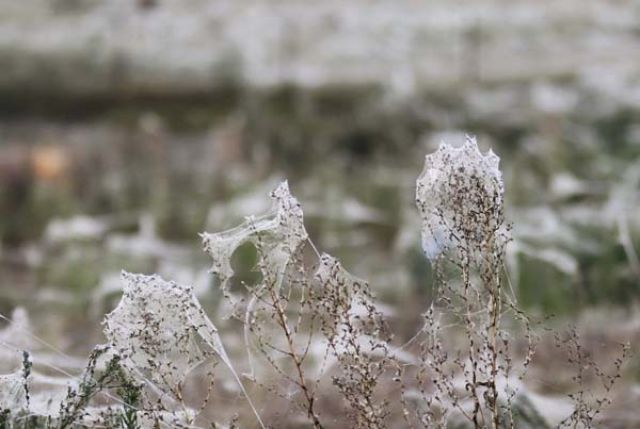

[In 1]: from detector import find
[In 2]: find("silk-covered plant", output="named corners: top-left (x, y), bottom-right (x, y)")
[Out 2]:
top-left (0, 137), bottom-right (627, 429)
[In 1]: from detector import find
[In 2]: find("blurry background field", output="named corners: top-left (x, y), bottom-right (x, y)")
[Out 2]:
top-left (0, 0), bottom-right (639, 426)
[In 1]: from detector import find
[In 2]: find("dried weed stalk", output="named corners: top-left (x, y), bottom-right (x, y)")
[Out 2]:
top-left (202, 181), bottom-right (326, 427)
top-left (554, 327), bottom-right (629, 429)
top-left (313, 254), bottom-right (393, 429)
top-left (201, 181), bottom-right (394, 428)
top-left (401, 137), bottom-right (536, 429)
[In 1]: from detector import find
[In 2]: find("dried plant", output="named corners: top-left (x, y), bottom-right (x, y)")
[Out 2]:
top-left (201, 181), bottom-right (394, 428)
top-left (399, 137), bottom-right (535, 429)
top-left (103, 271), bottom-right (263, 428)
top-left (0, 136), bottom-right (629, 429)
top-left (201, 181), bottom-right (325, 427)
top-left (554, 327), bottom-right (629, 429)
top-left (312, 254), bottom-right (393, 429)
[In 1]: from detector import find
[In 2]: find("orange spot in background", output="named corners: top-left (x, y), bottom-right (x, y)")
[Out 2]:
top-left (31, 146), bottom-right (69, 182)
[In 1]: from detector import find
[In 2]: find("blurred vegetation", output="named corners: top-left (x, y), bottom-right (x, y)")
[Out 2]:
top-left (1, 81), bottom-right (639, 322)
top-left (0, 1), bottom-right (639, 344)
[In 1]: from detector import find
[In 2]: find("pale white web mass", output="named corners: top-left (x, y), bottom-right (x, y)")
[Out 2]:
top-left (416, 136), bottom-right (506, 261)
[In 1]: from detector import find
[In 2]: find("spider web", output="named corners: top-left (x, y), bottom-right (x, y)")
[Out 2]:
top-left (416, 136), bottom-right (505, 261)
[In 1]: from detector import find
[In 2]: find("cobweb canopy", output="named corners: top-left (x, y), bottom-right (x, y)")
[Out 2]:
top-left (103, 272), bottom-right (214, 393)
top-left (201, 180), bottom-right (308, 293)
top-left (416, 136), bottom-right (505, 260)
top-left (0, 371), bottom-right (27, 410)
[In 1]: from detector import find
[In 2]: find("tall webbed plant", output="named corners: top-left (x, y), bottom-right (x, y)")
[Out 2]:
top-left (201, 181), bottom-right (326, 427)
top-left (201, 181), bottom-right (394, 428)
top-left (401, 136), bottom-right (534, 429)
top-left (0, 135), bottom-right (629, 429)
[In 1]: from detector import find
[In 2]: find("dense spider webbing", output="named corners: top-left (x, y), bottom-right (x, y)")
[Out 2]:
top-left (407, 137), bottom-right (530, 429)
top-left (416, 136), bottom-right (506, 261)
top-left (1, 138), bottom-right (626, 429)
top-left (314, 253), bottom-right (392, 429)
top-left (203, 181), bottom-right (321, 426)
top-left (103, 272), bottom-right (217, 396)
top-left (201, 181), bottom-right (308, 309)
top-left (0, 371), bottom-right (27, 410)
top-left (314, 254), bottom-right (387, 351)
top-left (201, 182), bottom-right (396, 429)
